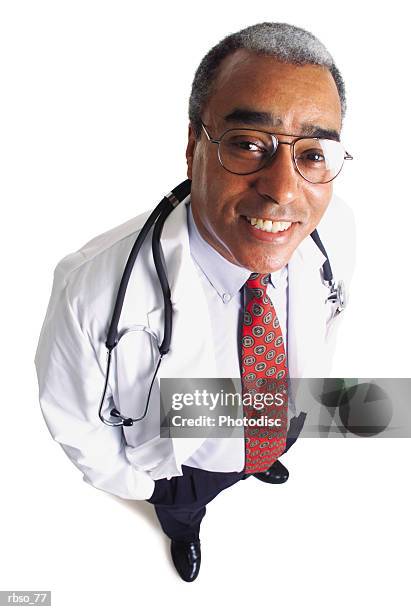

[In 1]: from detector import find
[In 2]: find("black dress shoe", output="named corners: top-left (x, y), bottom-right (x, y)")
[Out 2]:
top-left (252, 460), bottom-right (289, 484)
top-left (170, 540), bottom-right (201, 582)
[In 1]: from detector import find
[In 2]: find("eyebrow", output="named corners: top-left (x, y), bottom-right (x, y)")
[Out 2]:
top-left (223, 108), bottom-right (340, 141)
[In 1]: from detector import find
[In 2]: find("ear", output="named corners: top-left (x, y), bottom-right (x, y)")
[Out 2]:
top-left (186, 123), bottom-right (197, 180)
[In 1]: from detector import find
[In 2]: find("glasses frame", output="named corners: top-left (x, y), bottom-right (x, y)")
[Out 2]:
top-left (200, 120), bottom-right (353, 184)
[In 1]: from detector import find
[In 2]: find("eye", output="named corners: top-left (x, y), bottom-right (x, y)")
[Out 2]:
top-left (223, 134), bottom-right (270, 155)
top-left (297, 149), bottom-right (325, 163)
top-left (236, 140), bottom-right (267, 152)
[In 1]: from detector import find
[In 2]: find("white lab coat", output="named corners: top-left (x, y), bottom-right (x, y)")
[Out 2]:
top-left (34, 193), bottom-right (355, 500)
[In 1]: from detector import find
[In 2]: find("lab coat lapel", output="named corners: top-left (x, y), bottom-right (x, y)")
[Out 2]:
top-left (146, 198), bottom-right (216, 466)
top-left (287, 235), bottom-right (328, 379)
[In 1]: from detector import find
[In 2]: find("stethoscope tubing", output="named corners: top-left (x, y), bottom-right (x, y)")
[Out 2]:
top-left (99, 179), bottom-right (342, 427)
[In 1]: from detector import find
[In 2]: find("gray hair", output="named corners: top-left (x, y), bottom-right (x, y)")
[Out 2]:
top-left (188, 22), bottom-right (346, 137)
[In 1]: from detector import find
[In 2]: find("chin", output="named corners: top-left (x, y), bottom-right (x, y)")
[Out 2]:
top-left (243, 250), bottom-right (289, 271)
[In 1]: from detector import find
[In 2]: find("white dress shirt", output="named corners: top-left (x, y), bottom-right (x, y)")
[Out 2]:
top-left (183, 201), bottom-right (289, 472)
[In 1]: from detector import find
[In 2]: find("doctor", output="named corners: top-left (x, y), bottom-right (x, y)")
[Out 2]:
top-left (35, 22), bottom-right (355, 582)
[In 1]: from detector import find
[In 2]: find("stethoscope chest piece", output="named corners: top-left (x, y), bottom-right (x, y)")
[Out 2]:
top-left (326, 279), bottom-right (346, 316)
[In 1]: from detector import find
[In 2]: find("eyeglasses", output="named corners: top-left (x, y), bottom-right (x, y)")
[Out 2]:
top-left (200, 120), bottom-right (353, 184)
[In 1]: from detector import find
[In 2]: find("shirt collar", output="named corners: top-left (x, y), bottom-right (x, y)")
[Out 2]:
top-left (186, 200), bottom-right (287, 302)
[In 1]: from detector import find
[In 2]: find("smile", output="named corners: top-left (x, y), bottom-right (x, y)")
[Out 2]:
top-left (246, 216), bottom-right (293, 234)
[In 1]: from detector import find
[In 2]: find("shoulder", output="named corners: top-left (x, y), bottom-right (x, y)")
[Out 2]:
top-left (48, 200), bottom-right (190, 331)
top-left (47, 209), bottom-right (158, 331)
top-left (53, 209), bottom-right (153, 290)
top-left (318, 193), bottom-right (355, 237)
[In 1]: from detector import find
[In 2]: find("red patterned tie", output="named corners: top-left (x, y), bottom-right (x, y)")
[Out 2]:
top-left (241, 272), bottom-right (289, 474)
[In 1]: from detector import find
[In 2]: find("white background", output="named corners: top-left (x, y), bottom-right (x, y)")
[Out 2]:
top-left (1, 1), bottom-right (410, 610)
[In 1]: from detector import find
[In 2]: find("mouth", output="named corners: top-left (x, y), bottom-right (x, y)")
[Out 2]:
top-left (240, 215), bottom-right (299, 243)
top-left (246, 216), bottom-right (294, 234)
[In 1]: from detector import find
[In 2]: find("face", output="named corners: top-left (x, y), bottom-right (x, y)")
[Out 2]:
top-left (186, 50), bottom-right (342, 272)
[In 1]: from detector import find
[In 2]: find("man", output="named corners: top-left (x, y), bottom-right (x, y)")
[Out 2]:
top-left (34, 22), bottom-right (355, 582)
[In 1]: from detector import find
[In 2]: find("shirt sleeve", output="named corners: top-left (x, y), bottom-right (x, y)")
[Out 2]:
top-left (34, 262), bottom-right (155, 501)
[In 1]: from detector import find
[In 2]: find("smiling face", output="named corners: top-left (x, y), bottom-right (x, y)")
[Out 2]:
top-left (186, 50), bottom-right (342, 272)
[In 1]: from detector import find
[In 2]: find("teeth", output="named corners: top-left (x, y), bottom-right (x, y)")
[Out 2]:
top-left (246, 217), bottom-right (293, 233)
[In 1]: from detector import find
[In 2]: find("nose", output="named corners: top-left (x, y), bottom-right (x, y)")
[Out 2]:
top-left (252, 143), bottom-right (300, 205)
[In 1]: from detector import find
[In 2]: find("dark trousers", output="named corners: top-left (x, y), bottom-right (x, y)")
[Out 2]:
top-left (146, 412), bottom-right (307, 542)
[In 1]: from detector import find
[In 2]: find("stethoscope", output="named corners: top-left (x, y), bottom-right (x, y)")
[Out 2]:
top-left (98, 178), bottom-right (346, 427)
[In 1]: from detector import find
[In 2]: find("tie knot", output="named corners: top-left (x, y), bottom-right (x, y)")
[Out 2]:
top-left (246, 272), bottom-right (271, 290)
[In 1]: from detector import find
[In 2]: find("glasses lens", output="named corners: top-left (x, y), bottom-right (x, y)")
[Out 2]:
top-left (294, 138), bottom-right (345, 183)
top-left (219, 129), bottom-right (274, 174)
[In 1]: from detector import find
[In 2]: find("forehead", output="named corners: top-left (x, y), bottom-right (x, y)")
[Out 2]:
top-left (205, 49), bottom-right (342, 133)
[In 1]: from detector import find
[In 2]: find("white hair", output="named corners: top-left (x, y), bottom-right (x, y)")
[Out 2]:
top-left (188, 22), bottom-right (346, 136)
